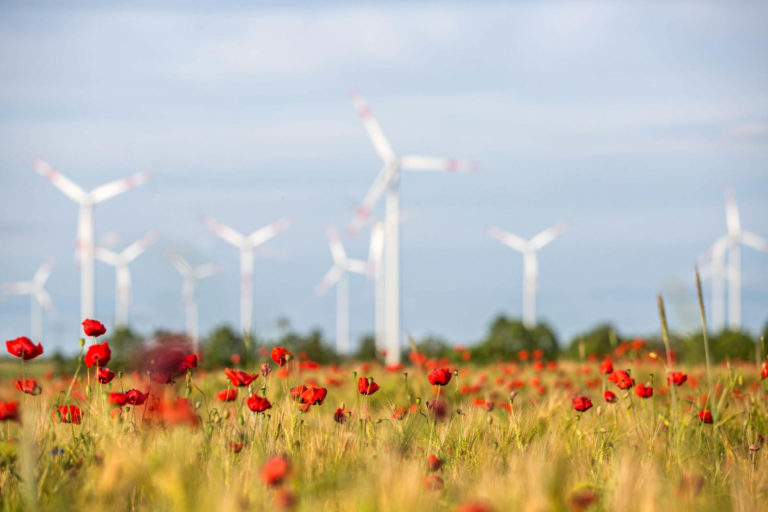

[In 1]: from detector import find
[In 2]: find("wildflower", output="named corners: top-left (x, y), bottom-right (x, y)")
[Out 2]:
top-left (428, 454), bottom-right (443, 472)
top-left (698, 409), bottom-right (713, 424)
top-left (260, 363), bottom-right (272, 378)
top-left (599, 360), bottom-right (613, 375)
top-left (609, 370), bottom-right (635, 390)
top-left (454, 501), bottom-right (496, 512)
top-left (229, 442), bottom-right (243, 453)
top-left (246, 395), bottom-right (272, 413)
top-left (300, 386), bottom-right (327, 408)
top-left (274, 488), bottom-right (298, 510)
top-left (126, 389), bottom-right (149, 406)
top-left (54, 405), bottom-right (83, 424)
top-left (604, 390), bottom-right (617, 403)
top-left (0, 401), bottom-right (19, 421)
top-left (573, 396), bottom-right (593, 412)
top-left (261, 456), bottom-right (290, 486)
top-left (423, 475), bottom-right (445, 490)
top-left (428, 368), bottom-right (453, 386)
top-left (357, 376), bottom-right (380, 395)
top-left (568, 490), bottom-right (598, 512)
top-left (392, 406), bottom-right (407, 420)
top-left (333, 406), bottom-right (351, 424)
top-left (84, 341), bottom-right (111, 368)
top-left (97, 367), bottom-right (116, 384)
top-left (178, 353), bottom-right (198, 372)
top-left (217, 389), bottom-right (238, 402)
top-left (81, 319), bottom-right (107, 337)
top-left (668, 371), bottom-right (688, 386)
top-left (224, 368), bottom-right (258, 387)
top-left (108, 392), bottom-right (129, 406)
top-left (15, 379), bottom-right (41, 395)
top-left (634, 384), bottom-right (653, 398)
top-left (761, 363), bottom-right (768, 380)
top-left (271, 346), bottom-right (293, 367)
top-left (5, 336), bottom-right (43, 360)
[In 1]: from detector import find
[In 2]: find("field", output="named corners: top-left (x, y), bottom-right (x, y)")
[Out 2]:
top-left (1, 330), bottom-right (768, 512)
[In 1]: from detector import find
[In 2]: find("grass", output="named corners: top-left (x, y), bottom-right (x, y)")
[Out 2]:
top-left (1, 350), bottom-right (767, 512)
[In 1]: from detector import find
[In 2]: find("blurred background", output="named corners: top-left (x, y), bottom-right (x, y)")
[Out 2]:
top-left (1, 1), bottom-right (767, 357)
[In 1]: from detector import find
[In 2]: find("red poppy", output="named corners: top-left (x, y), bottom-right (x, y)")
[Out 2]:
top-left (517, 350), bottom-right (529, 361)
top-left (178, 353), bottom-right (198, 372)
top-left (428, 368), bottom-right (453, 386)
top-left (0, 401), bottom-right (19, 421)
top-left (609, 370), bottom-right (635, 390)
top-left (604, 390), bottom-right (617, 403)
top-left (600, 360), bottom-right (613, 375)
top-left (271, 346), bottom-right (293, 367)
top-left (217, 389), bottom-right (239, 402)
top-left (261, 455), bottom-right (290, 486)
top-left (761, 363), bottom-right (768, 380)
top-left (153, 397), bottom-right (200, 427)
top-left (357, 376), bottom-right (380, 395)
top-left (246, 395), bottom-right (272, 413)
top-left (532, 348), bottom-right (544, 360)
top-left (300, 386), bottom-right (327, 408)
top-left (573, 396), bottom-right (593, 412)
top-left (392, 406), bottom-right (407, 420)
top-left (5, 336), bottom-right (44, 360)
top-left (82, 318), bottom-right (107, 337)
top-left (125, 389), bottom-right (149, 406)
top-left (423, 475), bottom-right (444, 491)
top-left (290, 385), bottom-right (307, 401)
top-left (333, 407), bottom-right (350, 424)
top-left (108, 392), bottom-right (129, 406)
top-left (698, 409), bottom-right (713, 424)
top-left (97, 367), bottom-right (116, 384)
top-left (54, 405), bottom-right (83, 424)
top-left (224, 368), bottom-right (258, 387)
top-left (274, 488), bottom-right (298, 510)
top-left (230, 442), bottom-right (244, 453)
top-left (409, 350), bottom-right (427, 367)
top-left (428, 454), bottom-right (443, 472)
top-left (15, 379), bottom-right (41, 395)
top-left (455, 501), bottom-right (496, 512)
top-left (667, 371), bottom-right (687, 386)
top-left (634, 384), bottom-right (653, 398)
top-left (84, 341), bottom-right (111, 368)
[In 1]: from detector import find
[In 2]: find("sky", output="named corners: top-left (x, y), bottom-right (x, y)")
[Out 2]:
top-left (1, 0), bottom-right (767, 354)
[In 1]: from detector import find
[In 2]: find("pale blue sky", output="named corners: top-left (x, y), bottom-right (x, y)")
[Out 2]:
top-left (1, 1), bottom-right (767, 353)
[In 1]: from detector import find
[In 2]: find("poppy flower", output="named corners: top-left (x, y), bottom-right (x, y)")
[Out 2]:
top-left (271, 346), bottom-right (293, 367)
top-left (178, 353), bottom-right (198, 372)
top-left (668, 371), bottom-right (688, 387)
top-left (299, 386), bottom-right (327, 409)
top-left (229, 442), bottom-right (244, 453)
top-left (604, 390), bottom-right (617, 403)
top-left (573, 396), bottom-right (593, 412)
top-left (15, 379), bottom-right (41, 395)
top-left (600, 360), bottom-right (613, 375)
top-left (82, 319), bottom-right (107, 337)
top-left (274, 488), bottom-right (298, 510)
top-left (761, 363), bottom-right (768, 380)
top-left (224, 368), bottom-right (258, 387)
top-left (634, 384), bottom-right (653, 398)
top-left (428, 368), bottom-right (453, 386)
top-left (97, 367), bottom-right (116, 384)
top-left (0, 401), bottom-right (19, 421)
top-left (609, 370), bottom-right (635, 390)
top-left (84, 341), bottom-right (111, 368)
top-left (428, 454), bottom-right (443, 472)
top-left (698, 409), bottom-right (713, 424)
top-left (54, 405), bottom-right (83, 424)
top-left (392, 406), bottom-right (407, 420)
top-left (217, 389), bottom-right (239, 402)
top-left (108, 392), bottom-right (129, 406)
top-left (152, 397), bottom-right (200, 427)
top-left (5, 336), bottom-right (44, 360)
top-left (260, 363), bottom-right (272, 378)
top-left (261, 455), bottom-right (290, 486)
top-left (423, 475), bottom-right (444, 491)
top-left (333, 406), bottom-right (351, 424)
top-left (125, 389), bottom-right (149, 406)
top-left (246, 395), bottom-right (272, 413)
top-left (357, 376), bottom-right (380, 395)
top-left (290, 385), bottom-right (307, 401)
top-left (454, 501), bottom-right (496, 512)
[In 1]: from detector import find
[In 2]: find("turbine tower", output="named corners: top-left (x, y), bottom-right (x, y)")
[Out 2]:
top-left (166, 251), bottom-right (220, 350)
top-left (697, 236), bottom-right (728, 331)
top-left (32, 159), bottom-right (150, 332)
top-left (95, 231), bottom-right (157, 328)
top-left (487, 222), bottom-right (567, 328)
top-left (314, 226), bottom-right (370, 355)
top-left (204, 216), bottom-right (291, 341)
top-left (368, 223), bottom-right (386, 355)
top-left (2, 259), bottom-right (55, 342)
top-left (345, 90), bottom-right (477, 366)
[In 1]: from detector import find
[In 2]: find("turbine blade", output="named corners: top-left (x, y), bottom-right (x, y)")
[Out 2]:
top-left (2, 282), bottom-right (34, 295)
top-left (314, 265), bottom-right (343, 296)
top-left (487, 226), bottom-right (528, 252)
top-left (401, 155), bottom-right (479, 173)
top-left (122, 231), bottom-right (158, 262)
top-left (35, 288), bottom-right (55, 313)
top-left (249, 217), bottom-right (292, 247)
top-left (33, 258), bottom-right (55, 285)
top-left (724, 187), bottom-right (741, 234)
top-left (346, 162), bottom-right (396, 237)
top-left (697, 235), bottom-right (730, 265)
top-left (90, 171), bottom-right (151, 204)
top-left (166, 250), bottom-right (191, 275)
top-left (346, 259), bottom-right (369, 275)
top-left (531, 221), bottom-right (568, 249)
top-left (203, 216), bottom-right (246, 247)
top-left (194, 263), bottom-right (221, 279)
top-left (742, 231), bottom-right (768, 253)
top-left (350, 88), bottom-right (395, 162)
top-left (368, 223), bottom-right (385, 264)
top-left (326, 225), bottom-right (347, 264)
top-left (95, 247), bottom-right (121, 266)
top-left (32, 159), bottom-right (87, 202)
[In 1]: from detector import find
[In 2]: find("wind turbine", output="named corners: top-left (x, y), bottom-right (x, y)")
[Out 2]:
top-left (95, 231), bottom-right (158, 328)
top-left (715, 188), bottom-right (768, 329)
top-left (345, 90), bottom-right (477, 366)
top-left (32, 159), bottom-right (150, 332)
top-left (166, 251), bottom-right (220, 349)
top-left (2, 259), bottom-right (56, 342)
top-left (368, 223), bottom-right (386, 355)
top-left (487, 222), bottom-right (567, 328)
top-left (203, 216), bottom-right (291, 341)
top-left (314, 226), bottom-right (370, 355)
top-left (697, 236), bottom-right (728, 331)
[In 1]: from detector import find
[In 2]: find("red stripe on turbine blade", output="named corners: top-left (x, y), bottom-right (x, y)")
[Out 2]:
top-left (356, 205), bottom-right (371, 218)
top-left (446, 159), bottom-right (458, 172)
top-left (124, 177), bottom-right (135, 189)
top-left (358, 106), bottom-right (372, 120)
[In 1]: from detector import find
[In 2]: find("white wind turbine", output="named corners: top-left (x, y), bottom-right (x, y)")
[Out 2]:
top-left (204, 216), bottom-right (291, 341)
top-left (32, 159), bottom-right (150, 332)
top-left (95, 231), bottom-right (158, 328)
top-left (2, 259), bottom-right (56, 342)
top-left (368, 223), bottom-right (386, 355)
top-left (166, 251), bottom-right (221, 350)
top-left (345, 90), bottom-right (477, 366)
top-left (697, 236), bottom-right (728, 331)
top-left (314, 226), bottom-right (370, 355)
top-left (487, 222), bottom-right (567, 328)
